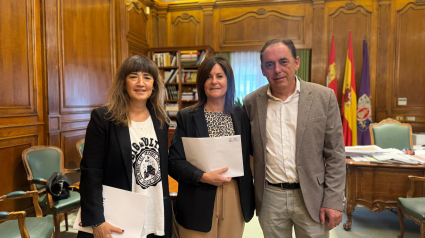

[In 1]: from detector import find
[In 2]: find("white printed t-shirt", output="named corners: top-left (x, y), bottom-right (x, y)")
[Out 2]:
top-left (129, 116), bottom-right (164, 238)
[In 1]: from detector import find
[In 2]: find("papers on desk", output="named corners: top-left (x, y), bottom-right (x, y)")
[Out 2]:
top-left (73, 185), bottom-right (149, 237)
top-left (346, 145), bottom-right (425, 164)
top-left (182, 135), bottom-right (244, 177)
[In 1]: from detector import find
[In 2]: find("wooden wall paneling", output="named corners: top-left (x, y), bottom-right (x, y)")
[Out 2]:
top-left (327, 1), bottom-right (376, 107)
top-left (200, 2), bottom-right (214, 46)
top-left (311, 0), bottom-right (326, 85)
top-left (0, 135), bottom-right (38, 212)
top-left (0, 0), bottom-right (44, 213)
top-left (216, 3), bottom-right (312, 52)
top-left (390, 0), bottom-right (425, 132)
top-left (59, 0), bottom-right (115, 114)
top-left (157, 5), bottom-right (169, 47)
top-left (121, 0), bottom-right (151, 58)
top-left (169, 10), bottom-right (203, 47)
top-left (375, 0), bottom-right (392, 122)
top-left (152, 7), bottom-right (159, 47)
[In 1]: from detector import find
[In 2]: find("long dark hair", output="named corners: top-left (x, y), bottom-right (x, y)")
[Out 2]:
top-left (106, 55), bottom-right (169, 128)
top-left (191, 56), bottom-right (235, 113)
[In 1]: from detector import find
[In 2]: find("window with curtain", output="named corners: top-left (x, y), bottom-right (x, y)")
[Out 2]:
top-left (218, 50), bottom-right (311, 102)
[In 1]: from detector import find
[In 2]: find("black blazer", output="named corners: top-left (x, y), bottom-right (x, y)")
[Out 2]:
top-left (168, 105), bottom-right (255, 232)
top-left (77, 106), bottom-right (172, 238)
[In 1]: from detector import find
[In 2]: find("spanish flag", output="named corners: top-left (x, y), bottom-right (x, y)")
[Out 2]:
top-left (326, 36), bottom-right (338, 99)
top-left (341, 32), bottom-right (357, 146)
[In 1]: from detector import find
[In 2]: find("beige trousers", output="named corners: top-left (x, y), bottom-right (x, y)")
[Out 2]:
top-left (178, 179), bottom-right (245, 238)
top-left (259, 183), bottom-right (329, 238)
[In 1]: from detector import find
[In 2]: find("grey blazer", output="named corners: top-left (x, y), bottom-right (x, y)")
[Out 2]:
top-left (243, 79), bottom-right (346, 223)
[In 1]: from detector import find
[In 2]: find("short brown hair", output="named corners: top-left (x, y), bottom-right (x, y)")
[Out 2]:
top-left (192, 56), bottom-right (235, 113)
top-left (260, 39), bottom-right (297, 63)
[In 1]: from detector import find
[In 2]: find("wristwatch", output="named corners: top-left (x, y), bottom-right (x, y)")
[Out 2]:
top-left (91, 222), bottom-right (104, 229)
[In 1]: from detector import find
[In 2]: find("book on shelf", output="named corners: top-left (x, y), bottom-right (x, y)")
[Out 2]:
top-left (164, 69), bottom-right (177, 83)
top-left (181, 69), bottom-right (197, 83)
top-left (165, 85), bottom-right (178, 100)
top-left (153, 52), bottom-right (176, 67)
top-left (181, 92), bottom-right (194, 100)
top-left (197, 51), bottom-right (206, 65)
top-left (193, 88), bottom-right (198, 100)
top-left (165, 102), bottom-right (179, 111)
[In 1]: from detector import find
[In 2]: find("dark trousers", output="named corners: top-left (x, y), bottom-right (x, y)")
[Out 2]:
top-left (147, 234), bottom-right (164, 238)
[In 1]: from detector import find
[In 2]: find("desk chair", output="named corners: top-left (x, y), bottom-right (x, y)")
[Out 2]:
top-left (22, 146), bottom-right (80, 238)
top-left (76, 138), bottom-right (85, 160)
top-left (397, 175), bottom-right (425, 238)
top-left (0, 190), bottom-right (54, 238)
top-left (369, 118), bottom-right (413, 150)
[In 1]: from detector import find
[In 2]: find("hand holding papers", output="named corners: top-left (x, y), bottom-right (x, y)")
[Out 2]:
top-left (73, 185), bottom-right (149, 237)
top-left (182, 135), bottom-right (244, 178)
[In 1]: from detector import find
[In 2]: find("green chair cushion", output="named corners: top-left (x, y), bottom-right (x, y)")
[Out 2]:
top-left (39, 191), bottom-right (80, 213)
top-left (0, 214), bottom-right (54, 238)
top-left (26, 149), bottom-right (61, 190)
top-left (6, 191), bottom-right (26, 198)
top-left (372, 123), bottom-right (411, 150)
top-left (398, 197), bottom-right (425, 222)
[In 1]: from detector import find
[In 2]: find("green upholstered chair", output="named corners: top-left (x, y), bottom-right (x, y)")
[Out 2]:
top-left (369, 118), bottom-right (413, 150)
top-left (76, 138), bottom-right (84, 160)
top-left (397, 175), bottom-right (425, 238)
top-left (0, 190), bottom-right (54, 238)
top-left (22, 146), bottom-right (80, 238)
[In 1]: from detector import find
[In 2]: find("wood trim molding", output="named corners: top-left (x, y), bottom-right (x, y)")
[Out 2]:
top-left (0, 0), bottom-right (38, 116)
top-left (126, 0), bottom-right (149, 17)
top-left (219, 9), bottom-right (305, 48)
top-left (328, 4), bottom-right (372, 39)
top-left (58, 0), bottom-right (116, 114)
top-left (392, 2), bottom-right (425, 112)
top-left (170, 13), bottom-right (201, 46)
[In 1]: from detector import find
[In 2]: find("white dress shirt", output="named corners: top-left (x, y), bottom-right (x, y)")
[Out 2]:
top-left (265, 78), bottom-right (301, 184)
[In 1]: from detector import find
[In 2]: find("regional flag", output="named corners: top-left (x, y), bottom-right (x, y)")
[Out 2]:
top-left (341, 31), bottom-right (357, 146)
top-left (357, 40), bottom-right (372, 145)
top-left (326, 36), bottom-right (338, 99)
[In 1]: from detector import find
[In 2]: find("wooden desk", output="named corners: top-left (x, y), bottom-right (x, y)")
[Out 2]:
top-left (344, 158), bottom-right (425, 231)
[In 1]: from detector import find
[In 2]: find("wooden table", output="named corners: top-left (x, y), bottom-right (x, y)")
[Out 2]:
top-left (344, 158), bottom-right (425, 230)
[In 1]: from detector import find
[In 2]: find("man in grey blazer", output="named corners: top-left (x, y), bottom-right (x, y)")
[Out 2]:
top-left (244, 39), bottom-right (345, 238)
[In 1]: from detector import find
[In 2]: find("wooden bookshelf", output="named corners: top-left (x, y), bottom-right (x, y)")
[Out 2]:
top-left (149, 46), bottom-right (214, 120)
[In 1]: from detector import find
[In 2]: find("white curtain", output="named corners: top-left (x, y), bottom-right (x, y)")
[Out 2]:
top-left (230, 51), bottom-right (268, 102)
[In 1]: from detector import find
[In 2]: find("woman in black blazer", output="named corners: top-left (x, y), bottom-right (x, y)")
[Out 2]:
top-left (168, 56), bottom-right (255, 238)
top-left (78, 55), bottom-right (172, 238)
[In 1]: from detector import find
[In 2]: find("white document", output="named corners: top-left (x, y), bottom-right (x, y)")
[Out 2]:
top-left (182, 135), bottom-right (244, 177)
top-left (73, 185), bottom-right (149, 238)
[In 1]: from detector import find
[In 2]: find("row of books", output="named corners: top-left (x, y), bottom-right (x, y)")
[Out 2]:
top-left (182, 70), bottom-right (197, 83)
top-left (153, 53), bottom-right (177, 67)
top-left (165, 103), bottom-right (178, 117)
top-left (165, 85), bottom-right (178, 100)
top-left (181, 88), bottom-right (198, 100)
top-left (164, 70), bottom-right (178, 83)
top-left (180, 50), bottom-right (206, 66)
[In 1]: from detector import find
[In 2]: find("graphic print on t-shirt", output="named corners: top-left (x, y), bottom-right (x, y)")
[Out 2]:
top-left (131, 137), bottom-right (161, 189)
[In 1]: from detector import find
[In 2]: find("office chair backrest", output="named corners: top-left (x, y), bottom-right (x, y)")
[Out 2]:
top-left (23, 146), bottom-right (63, 190)
top-left (370, 118), bottom-right (413, 150)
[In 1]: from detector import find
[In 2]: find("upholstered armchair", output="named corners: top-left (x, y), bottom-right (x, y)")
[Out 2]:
top-left (369, 118), bottom-right (413, 150)
top-left (0, 190), bottom-right (54, 238)
top-left (76, 138), bottom-right (85, 160)
top-left (397, 175), bottom-right (425, 238)
top-left (22, 146), bottom-right (80, 238)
